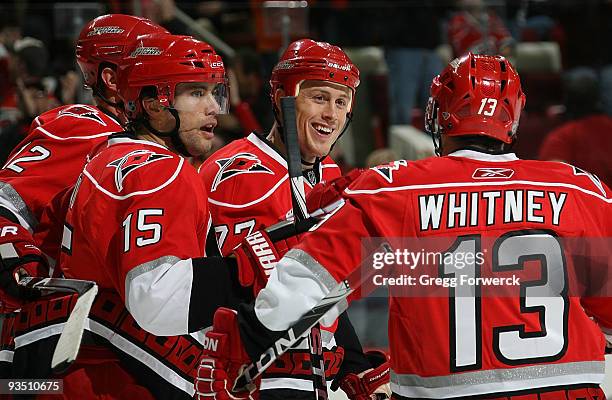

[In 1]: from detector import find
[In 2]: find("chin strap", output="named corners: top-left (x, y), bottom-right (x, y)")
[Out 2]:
top-left (92, 85), bottom-right (122, 110)
top-left (141, 107), bottom-right (192, 157)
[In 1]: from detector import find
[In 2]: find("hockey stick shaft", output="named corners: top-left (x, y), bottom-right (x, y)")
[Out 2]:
top-left (280, 96), bottom-right (309, 221)
top-left (18, 277), bottom-right (98, 373)
top-left (280, 95), bottom-right (327, 397)
top-left (234, 242), bottom-right (393, 391)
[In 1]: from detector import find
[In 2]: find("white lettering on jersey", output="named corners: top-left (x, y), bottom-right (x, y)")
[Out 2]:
top-left (419, 194), bottom-right (445, 230)
top-left (419, 190), bottom-right (569, 231)
top-left (0, 226), bottom-right (18, 237)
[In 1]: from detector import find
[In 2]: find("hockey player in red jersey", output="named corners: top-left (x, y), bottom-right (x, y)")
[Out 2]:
top-left (0, 14), bottom-right (168, 377)
top-left (8, 32), bottom-right (277, 399)
top-left (197, 53), bottom-right (612, 400)
top-left (199, 39), bottom-right (390, 400)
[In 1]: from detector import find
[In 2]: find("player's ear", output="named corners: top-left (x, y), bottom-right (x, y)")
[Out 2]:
top-left (100, 67), bottom-right (117, 92)
top-left (141, 97), bottom-right (164, 118)
top-left (274, 88), bottom-right (285, 117)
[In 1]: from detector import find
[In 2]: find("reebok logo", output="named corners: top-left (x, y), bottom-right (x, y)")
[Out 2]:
top-left (472, 168), bottom-right (514, 179)
top-left (246, 231), bottom-right (277, 273)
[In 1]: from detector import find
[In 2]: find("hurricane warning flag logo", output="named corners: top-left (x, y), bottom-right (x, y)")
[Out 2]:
top-left (211, 152), bottom-right (273, 192)
top-left (371, 160), bottom-right (408, 183)
top-left (107, 150), bottom-right (172, 192)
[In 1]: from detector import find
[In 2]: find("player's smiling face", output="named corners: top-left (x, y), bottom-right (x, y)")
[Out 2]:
top-left (295, 80), bottom-right (352, 163)
top-left (173, 82), bottom-right (220, 156)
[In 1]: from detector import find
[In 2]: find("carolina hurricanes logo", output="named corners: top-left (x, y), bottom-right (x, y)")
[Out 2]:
top-left (107, 150), bottom-right (172, 192)
top-left (58, 105), bottom-right (106, 126)
top-left (211, 152), bottom-right (273, 192)
top-left (371, 160), bottom-right (408, 183)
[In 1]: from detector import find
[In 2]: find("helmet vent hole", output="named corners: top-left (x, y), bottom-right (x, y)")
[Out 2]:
top-left (500, 80), bottom-right (507, 92)
top-left (446, 81), bottom-right (455, 91)
top-left (499, 61), bottom-right (507, 72)
top-left (180, 61), bottom-right (204, 68)
top-left (471, 57), bottom-right (476, 68)
top-left (463, 93), bottom-right (470, 100)
top-left (456, 105), bottom-right (471, 117)
top-left (471, 76), bottom-right (476, 89)
top-left (504, 98), bottom-right (511, 105)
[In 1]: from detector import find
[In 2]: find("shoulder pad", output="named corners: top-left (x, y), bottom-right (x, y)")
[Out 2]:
top-left (202, 139), bottom-right (287, 208)
top-left (556, 162), bottom-right (610, 198)
top-left (86, 142), bottom-right (184, 199)
top-left (33, 104), bottom-right (121, 140)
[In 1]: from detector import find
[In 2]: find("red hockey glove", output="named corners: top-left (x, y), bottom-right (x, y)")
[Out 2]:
top-left (233, 230), bottom-right (279, 295)
top-left (196, 307), bottom-right (258, 400)
top-left (0, 217), bottom-right (48, 313)
top-left (337, 350), bottom-right (391, 400)
top-left (306, 169), bottom-right (363, 215)
top-left (233, 228), bottom-right (300, 295)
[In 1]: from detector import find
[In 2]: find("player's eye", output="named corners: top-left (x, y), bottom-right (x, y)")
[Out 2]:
top-left (191, 89), bottom-right (207, 97)
top-left (336, 98), bottom-right (348, 109)
top-left (312, 94), bottom-right (327, 103)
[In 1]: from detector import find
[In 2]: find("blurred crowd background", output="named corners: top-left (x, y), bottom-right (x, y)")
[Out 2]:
top-left (1, 0), bottom-right (611, 349)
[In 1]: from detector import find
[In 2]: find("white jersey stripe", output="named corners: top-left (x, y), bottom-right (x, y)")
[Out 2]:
top-left (35, 126), bottom-right (115, 141)
top-left (345, 179), bottom-right (612, 203)
top-left (14, 319), bottom-right (195, 396)
top-left (208, 174), bottom-right (289, 208)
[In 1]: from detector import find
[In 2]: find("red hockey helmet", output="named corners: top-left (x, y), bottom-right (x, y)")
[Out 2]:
top-left (270, 39), bottom-right (360, 112)
top-left (425, 53), bottom-right (525, 146)
top-left (76, 14), bottom-right (169, 89)
top-left (116, 33), bottom-right (229, 120)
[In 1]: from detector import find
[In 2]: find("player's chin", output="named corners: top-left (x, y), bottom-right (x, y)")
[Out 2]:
top-left (309, 135), bottom-right (336, 156)
top-left (186, 136), bottom-right (213, 157)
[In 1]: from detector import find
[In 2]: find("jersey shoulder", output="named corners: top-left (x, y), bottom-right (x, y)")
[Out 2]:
top-left (31, 104), bottom-right (121, 140)
top-left (201, 134), bottom-right (287, 207)
top-left (84, 137), bottom-right (188, 199)
top-left (520, 159), bottom-right (611, 200)
top-left (347, 159), bottom-right (415, 192)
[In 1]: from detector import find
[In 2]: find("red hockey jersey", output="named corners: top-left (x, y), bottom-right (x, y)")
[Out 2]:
top-left (55, 135), bottom-right (211, 397)
top-left (200, 132), bottom-right (340, 255)
top-left (257, 150), bottom-right (612, 398)
top-left (0, 104), bottom-right (119, 231)
top-left (200, 132), bottom-right (345, 392)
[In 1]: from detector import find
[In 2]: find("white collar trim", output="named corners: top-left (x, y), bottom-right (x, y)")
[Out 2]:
top-left (448, 150), bottom-right (519, 162)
